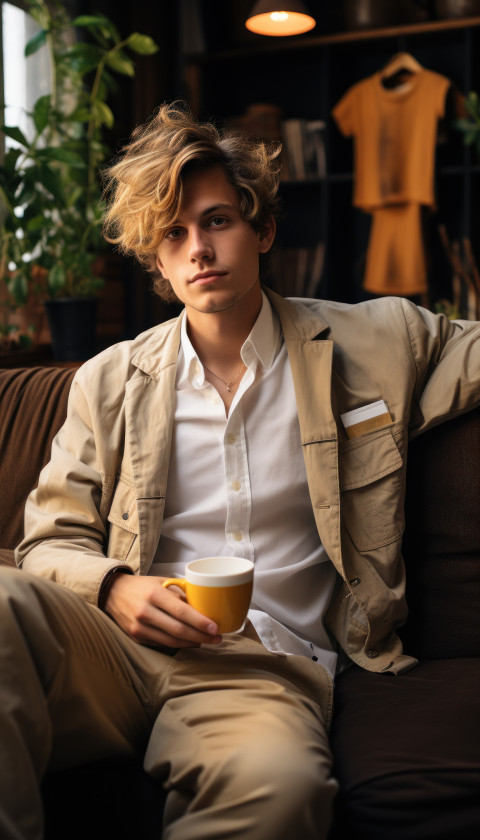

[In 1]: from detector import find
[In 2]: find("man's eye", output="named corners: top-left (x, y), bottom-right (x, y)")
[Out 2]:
top-left (167, 228), bottom-right (183, 240)
top-left (209, 216), bottom-right (227, 228)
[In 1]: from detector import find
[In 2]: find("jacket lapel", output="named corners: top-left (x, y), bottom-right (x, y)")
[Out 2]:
top-left (267, 290), bottom-right (343, 572)
top-left (124, 316), bottom-right (182, 572)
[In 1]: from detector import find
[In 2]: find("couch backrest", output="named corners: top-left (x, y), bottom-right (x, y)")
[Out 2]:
top-left (400, 406), bottom-right (480, 659)
top-left (0, 366), bottom-right (75, 551)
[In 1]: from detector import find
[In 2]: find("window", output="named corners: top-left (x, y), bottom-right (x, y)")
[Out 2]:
top-left (1, 0), bottom-right (51, 154)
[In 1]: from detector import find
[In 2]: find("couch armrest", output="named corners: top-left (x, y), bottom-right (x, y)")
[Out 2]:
top-left (0, 367), bottom-right (76, 552)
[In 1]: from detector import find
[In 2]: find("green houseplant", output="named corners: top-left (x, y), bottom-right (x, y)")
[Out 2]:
top-left (454, 90), bottom-right (480, 158)
top-left (0, 0), bottom-right (158, 359)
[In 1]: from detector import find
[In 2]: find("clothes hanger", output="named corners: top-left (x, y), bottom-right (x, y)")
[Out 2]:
top-left (380, 52), bottom-right (423, 91)
top-left (381, 52), bottom-right (423, 80)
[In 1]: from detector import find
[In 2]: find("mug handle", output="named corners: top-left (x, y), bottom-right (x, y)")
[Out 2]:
top-left (162, 578), bottom-right (187, 592)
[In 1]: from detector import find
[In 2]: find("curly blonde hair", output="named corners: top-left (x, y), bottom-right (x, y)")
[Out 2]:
top-left (103, 102), bottom-right (282, 302)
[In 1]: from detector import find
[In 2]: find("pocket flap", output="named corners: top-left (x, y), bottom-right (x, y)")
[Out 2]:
top-left (107, 478), bottom-right (138, 534)
top-left (340, 429), bottom-right (402, 491)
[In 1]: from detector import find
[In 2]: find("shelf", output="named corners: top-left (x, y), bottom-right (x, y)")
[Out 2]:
top-left (280, 166), bottom-right (480, 186)
top-left (187, 16), bottom-right (480, 63)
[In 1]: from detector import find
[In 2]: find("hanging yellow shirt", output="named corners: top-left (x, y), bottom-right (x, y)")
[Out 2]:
top-left (332, 68), bottom-right (450, 211)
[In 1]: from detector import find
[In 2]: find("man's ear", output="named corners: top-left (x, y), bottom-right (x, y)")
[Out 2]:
top-left (258, 216), bottom-right (276, 254)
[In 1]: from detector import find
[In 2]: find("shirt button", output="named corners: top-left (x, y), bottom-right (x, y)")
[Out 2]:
top-left (233, 531), bottom-right (243, 542)
top-left (349, 577), bottom-right (361, 587)
top-left (366, 648), bottom-right (379, 659)
top-left (226, 433), bottom-right (237, 444)
top-left (122, 512), bottom-right (129, 520)
top-left (231, 481), bottom-right (241, 491)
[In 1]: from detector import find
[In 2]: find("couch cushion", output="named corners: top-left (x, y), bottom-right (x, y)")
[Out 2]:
top-left (329, 660), bottom-right (480, 839)
top-left (0, 548), bottom-right (15, 566)
top-left (0, 367), bottom-right (75, 551)
top-left (400, 407), bottom-right (480, 658)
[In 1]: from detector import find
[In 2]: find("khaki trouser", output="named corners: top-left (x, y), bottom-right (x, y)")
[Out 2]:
top-left (0, 567), bottom-right (338, 840)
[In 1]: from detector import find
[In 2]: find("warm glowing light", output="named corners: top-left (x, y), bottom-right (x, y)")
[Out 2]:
top-left (246, 3), bottom-right (316, 36)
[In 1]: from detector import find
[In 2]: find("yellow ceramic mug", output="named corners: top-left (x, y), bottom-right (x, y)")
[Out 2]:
top-left (162, 557), bottom-right (254, 634)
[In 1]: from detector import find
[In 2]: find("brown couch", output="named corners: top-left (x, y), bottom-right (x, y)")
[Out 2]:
top-left (1, 365), bottom-right (479, 839)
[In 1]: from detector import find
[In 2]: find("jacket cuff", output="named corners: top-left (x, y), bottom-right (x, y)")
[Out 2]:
top-left (98, 566), bottom-right (133, 610)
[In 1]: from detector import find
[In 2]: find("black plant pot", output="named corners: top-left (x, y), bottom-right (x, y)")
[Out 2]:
top-left (44, 297), bottom-right (98, 362)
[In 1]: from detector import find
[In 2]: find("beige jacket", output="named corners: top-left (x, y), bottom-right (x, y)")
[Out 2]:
top-left (16, 290), bottom-right (480, 675)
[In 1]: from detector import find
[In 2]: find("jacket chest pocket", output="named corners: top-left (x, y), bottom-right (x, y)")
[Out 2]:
top-left (339, 429), bottom-right (404, 552)
top-left (107, 478), bottom-right (139, 563)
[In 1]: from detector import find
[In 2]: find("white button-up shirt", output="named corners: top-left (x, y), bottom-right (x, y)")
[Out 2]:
top-left (150, 292), bottom-right (338, 677)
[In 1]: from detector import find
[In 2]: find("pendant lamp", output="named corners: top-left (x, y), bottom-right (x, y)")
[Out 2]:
top-left (245, 1), bottom-right (316, 36)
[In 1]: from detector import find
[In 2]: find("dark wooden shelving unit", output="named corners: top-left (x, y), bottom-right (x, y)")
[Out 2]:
top-left (185, 16), bottom-right (480, 307)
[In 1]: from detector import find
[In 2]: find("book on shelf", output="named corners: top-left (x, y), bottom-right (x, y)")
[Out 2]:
top-left (281, 119), bottom-right (326, 181)
top-left (270, 242), bottom-right (325, 298)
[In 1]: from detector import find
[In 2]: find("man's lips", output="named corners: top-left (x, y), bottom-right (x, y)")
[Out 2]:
top-left (189, 271), bottom-right (227, 285)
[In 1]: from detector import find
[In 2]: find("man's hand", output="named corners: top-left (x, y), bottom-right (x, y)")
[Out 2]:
top-left (103, 573), bottom-right (222, 648)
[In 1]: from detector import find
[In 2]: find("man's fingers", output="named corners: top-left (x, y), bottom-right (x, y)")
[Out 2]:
top-left (104, 573), bottom-right (222, 648)
top-left (144, 596), bottom-right (221, 644)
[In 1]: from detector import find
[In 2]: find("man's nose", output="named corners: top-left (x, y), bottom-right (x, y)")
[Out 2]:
top-left (188, 228), bottom-right (214, 262)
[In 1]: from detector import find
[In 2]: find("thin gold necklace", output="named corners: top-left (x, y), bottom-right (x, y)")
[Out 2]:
top-left (203, 362), bottom-right (245, 392)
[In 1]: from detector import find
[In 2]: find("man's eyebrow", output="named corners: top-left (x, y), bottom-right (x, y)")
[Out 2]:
top-left (200, 203), bottom-right (238, 216)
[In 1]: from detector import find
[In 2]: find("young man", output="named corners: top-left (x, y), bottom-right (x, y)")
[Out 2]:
top-left (2, 102), bottom-right (480, 840)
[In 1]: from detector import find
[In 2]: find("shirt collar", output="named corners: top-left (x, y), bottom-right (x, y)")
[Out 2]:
top-left (177, 290), bottom-right (282, 389)
top-left (241, 290), bottom-right (282, 371)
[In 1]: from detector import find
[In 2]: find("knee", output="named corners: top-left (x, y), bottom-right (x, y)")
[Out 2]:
top-left (215, 742), bottom-right (337, 839)
top-left (221, 737), bottom-right (332, 808)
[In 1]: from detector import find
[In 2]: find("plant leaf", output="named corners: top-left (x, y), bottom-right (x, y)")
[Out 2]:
top-left (465, 130), bottom-right (478, 146)
top-left (66, 186), bottom-right (84, 208)
top-left (8, 271), bottom-right (28, 305)
top-left (105, 50), bottom-right (135, 76)
top-left (454, 118), bottom-right (475, 131)
top-left (38, 147), bottom-right (86, 166)
top-left (0, 184), bottom-right (14, 214)
top-left (126, 33), bottom-right (159, 56)
top-left (66, 107), bottom-right (91, 123)
top-left (2, 147), bottom-right (22, 173)
top-left (92, 100), bottom-right (114, 129)
top-left (66, 43), bottom-right (104, 74)
top-left (25, 214), bottom-right (46, 233)
top-left (466, 90), bottom-right (479, 108)
top-left (27, 4), bottom-right (50, 30)
top-left (72, 14), bottom-right (119, 44)
top-left (33, 94), bottom-right (51, 134)
top-left (1, 126), bottom-right (29, 148)
top-left (25, 28), bottom-right (47, 57)
top-left (48, 265), bottom-right (67, 295)
top-left (71, 14), bottom-right (111, 27)
top-left (39, 164), bottom-right (66, 206)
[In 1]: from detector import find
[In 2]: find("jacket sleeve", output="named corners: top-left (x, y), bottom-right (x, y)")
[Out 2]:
top-left (15, 360), bottom-right (134, 607)
top-left (402, 298), bottom-right (480, 438)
